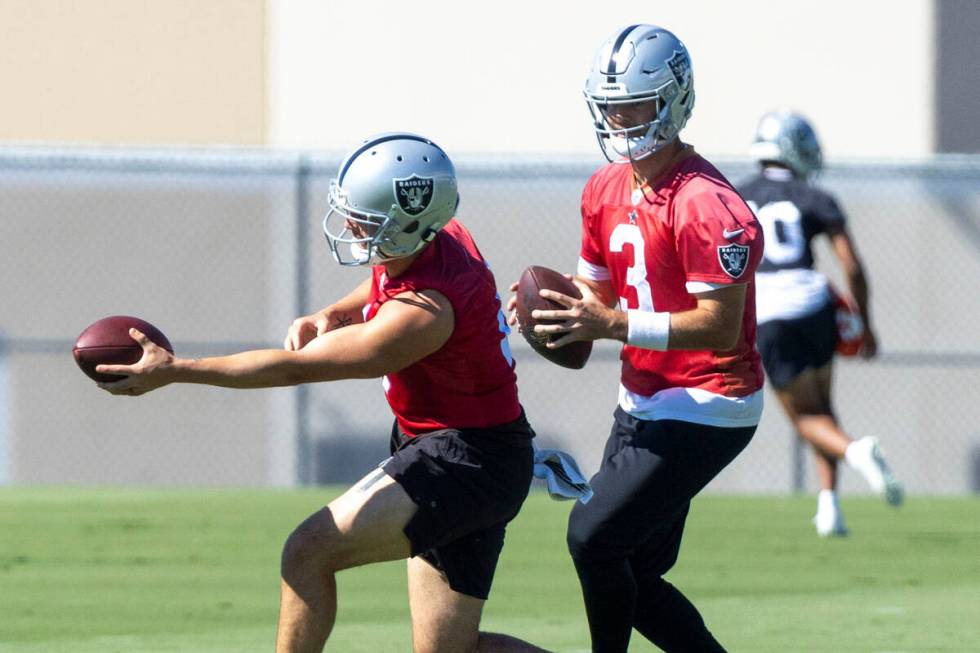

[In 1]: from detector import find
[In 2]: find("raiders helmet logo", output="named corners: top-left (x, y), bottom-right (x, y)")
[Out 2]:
top-left (666, 49), bottom-right (691, 86)
top-left (394, 175), bottom-right (434, 216)
top-left (717, 244), bottom-right (750, 279)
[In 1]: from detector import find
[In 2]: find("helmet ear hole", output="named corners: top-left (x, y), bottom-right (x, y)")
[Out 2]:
top-left (402, 220), bottom-right (420, 234)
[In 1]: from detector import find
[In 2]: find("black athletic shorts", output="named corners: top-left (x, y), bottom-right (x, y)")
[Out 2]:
top-left (382, 411), bottom-right (534, 600)
top-left (756, 299), bottom-right (836, 389)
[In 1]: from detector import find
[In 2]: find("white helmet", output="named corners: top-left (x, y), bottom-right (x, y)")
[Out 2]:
top-left (750, 110), bottom-right (823, 178)
top-left (584, 24), bottom-right (695, 163)
top-left (324, 133), bottom-right (459, 266)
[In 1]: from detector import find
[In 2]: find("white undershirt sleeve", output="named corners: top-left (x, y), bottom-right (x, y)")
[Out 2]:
top-left (577, 257), bottom-right (610, 281)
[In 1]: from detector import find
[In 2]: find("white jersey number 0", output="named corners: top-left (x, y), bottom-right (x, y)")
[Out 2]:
top-left (747, 200), bottom-right (806, 266)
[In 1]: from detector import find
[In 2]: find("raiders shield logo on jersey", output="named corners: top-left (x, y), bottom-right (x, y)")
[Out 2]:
top-left (394, 175), bottom-right (434, 216)
top-left (717, 243), bottom-right (750, 278)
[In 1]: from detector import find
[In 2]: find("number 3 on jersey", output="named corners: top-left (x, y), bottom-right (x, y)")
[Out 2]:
top-left (610, 224), bottom-right (655, 311)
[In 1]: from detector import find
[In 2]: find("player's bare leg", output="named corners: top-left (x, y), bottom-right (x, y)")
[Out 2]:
top-left (775, 365), bottom-right (852, 535)
top-left (812, 448), bottom-right (840, 493)
top-left (811, 449), bottom-right (849, 535)
top-left (775, 365), bottom-right (849, 461)
top-left (776, 363), bottom-right (901, 535)
top-left (806, 363), bottom-right (843, 497)
top-left (276, 468), bottom-right (416, 653)
top-left (406, 556), bottom-right (551, 653)
top-left (812, 363), bottom-right (903, 505)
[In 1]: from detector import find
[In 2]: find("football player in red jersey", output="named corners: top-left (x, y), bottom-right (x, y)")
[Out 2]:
top-left (97, 134), bottom-right (550, 653)
top-left (739, 111), bottom-right (903, 537)
top-left (511, 25), bottom-right (763, 652)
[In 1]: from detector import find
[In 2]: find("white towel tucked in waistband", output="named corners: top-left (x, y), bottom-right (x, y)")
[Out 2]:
top-left (532, 446), bottom-right (593, 504)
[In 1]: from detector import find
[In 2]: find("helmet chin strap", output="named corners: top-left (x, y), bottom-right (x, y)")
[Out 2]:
top-left (624, 133), bottom-right (654, 165)
top-left (373, 228), bottom-right (433, 264)
top-left (610, 125), bottom-right (658, 164)
top-left (349, 242), bottom-right (374, 265)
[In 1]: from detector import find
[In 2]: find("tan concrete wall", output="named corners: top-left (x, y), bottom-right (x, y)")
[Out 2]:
top-left (0, 0), bottom-right (266, 145)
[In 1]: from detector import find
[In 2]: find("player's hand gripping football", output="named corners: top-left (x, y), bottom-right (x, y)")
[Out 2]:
top-left (506, 282), bottom-right (522, 330)
top-left (95, 328), bottom-right (175, 396)
top-left (529, 278), bottom-right (623, 348)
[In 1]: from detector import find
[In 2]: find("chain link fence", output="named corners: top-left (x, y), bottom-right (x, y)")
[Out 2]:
top-left (1, 146), bottom-right (978, 494)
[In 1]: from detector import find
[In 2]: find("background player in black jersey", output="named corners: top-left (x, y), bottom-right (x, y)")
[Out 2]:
top-left (739, 111), bottom-right (903, 537)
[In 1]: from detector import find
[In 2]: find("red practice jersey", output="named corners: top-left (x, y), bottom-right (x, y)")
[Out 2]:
top-left (365, 219), bottom-right (520, 436)
top-left (579, 150), bottom-right (764, 399)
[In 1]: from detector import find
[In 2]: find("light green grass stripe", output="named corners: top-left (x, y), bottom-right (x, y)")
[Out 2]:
top-left (1, 489), bottom-right (978, 652)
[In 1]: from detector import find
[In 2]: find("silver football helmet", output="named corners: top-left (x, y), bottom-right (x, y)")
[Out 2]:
top-left (324, 133), bottom-right (459, 266)
top-left (750, 110), bottom-right (823, 178)
top-left (584, 24), bottom-right (695, 163)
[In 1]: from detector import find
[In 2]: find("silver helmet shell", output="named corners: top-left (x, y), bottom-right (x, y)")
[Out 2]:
top-left (750, 110), bottom-right (823, 178)
top-left (324, 133), bottom-right (459, 266)
top-left (584, 24), bottom-right (695, 163)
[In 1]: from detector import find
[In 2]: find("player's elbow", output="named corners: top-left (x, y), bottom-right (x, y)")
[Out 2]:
top-left (840, 259), bottom-right (864, 281)
top-left (703, 318), bottom-right (742, 351)
top-left (325, 356), bottom-right (404, 382)
top-left (274, 365), bottom-right (319, 387)
top-left (346, 361), bottom-right (394, 380)
top-left (714, 329), bottom-right (741, 352)
top-left (341, 348), bottom-right (409, 379)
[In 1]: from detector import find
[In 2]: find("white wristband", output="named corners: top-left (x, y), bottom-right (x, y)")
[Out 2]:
top-left (626, 309), bottom-right (670, 350)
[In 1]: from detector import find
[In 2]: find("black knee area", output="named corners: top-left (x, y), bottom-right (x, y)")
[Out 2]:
top-left (566, 518), bottom-right (592, 563)
top-left (567, 500), bottom-right (625, 564)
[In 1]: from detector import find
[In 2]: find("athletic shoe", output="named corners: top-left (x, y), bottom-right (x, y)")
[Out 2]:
top-left (846, 436), bottom-right (905, 507)
top-left (813, 510), bottom-right (849, 537)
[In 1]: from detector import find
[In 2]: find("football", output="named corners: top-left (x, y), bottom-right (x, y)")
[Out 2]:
top-left (73, 315), bottom-right (173, 382)
top-left (515, 266), bottom-right (593, 370)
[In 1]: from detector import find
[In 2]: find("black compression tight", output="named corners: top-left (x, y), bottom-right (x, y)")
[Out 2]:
top-left (571, 556), bottom-right (725, 653)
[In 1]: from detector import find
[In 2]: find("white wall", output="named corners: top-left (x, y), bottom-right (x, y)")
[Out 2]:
top-left (267, 0), bottom-right (934, 157)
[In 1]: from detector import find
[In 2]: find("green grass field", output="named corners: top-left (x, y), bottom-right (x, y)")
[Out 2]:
top-left (1, 488), bottom-right (978, 652)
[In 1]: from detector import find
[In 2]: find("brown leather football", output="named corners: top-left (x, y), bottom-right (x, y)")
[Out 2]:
top-left (515, 266), bottom-right (593, 370)
top-left (73, 315), bottom-right (173, 382)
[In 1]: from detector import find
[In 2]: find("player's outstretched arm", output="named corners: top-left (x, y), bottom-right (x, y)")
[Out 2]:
top-left (96, 289), bottom-right (453, 395)
top-left (829, 230), bottom-right (878, 358)
top-left (284, 278), bottom-right (372, 350)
